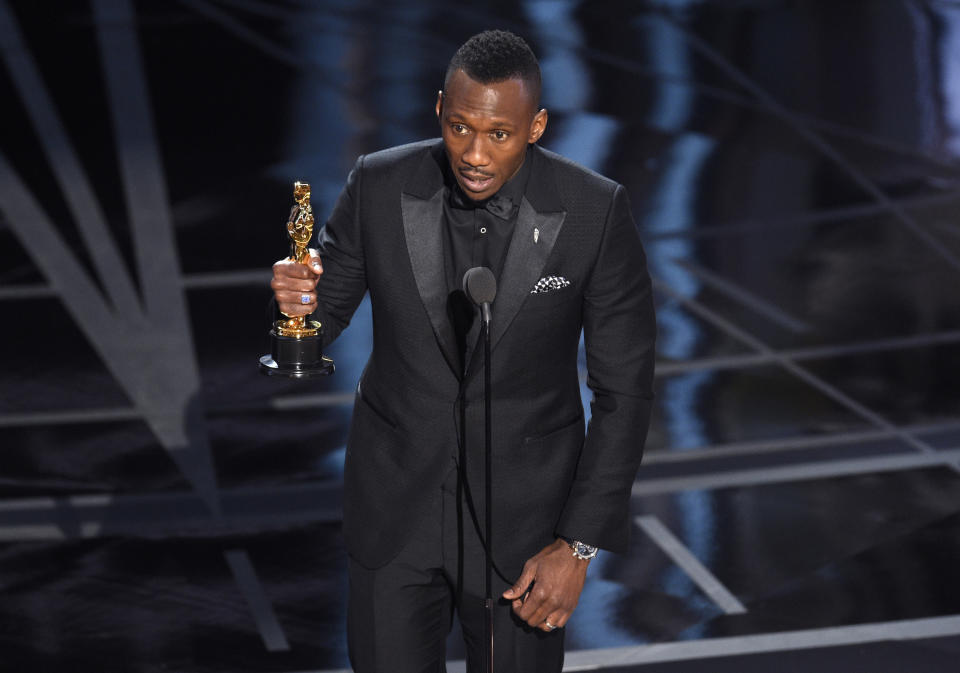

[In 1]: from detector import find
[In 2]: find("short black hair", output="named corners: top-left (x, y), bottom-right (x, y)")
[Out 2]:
top-left (445, 30), bottom-right (541, 108)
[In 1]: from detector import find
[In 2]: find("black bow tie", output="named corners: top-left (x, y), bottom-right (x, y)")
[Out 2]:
top-left (450, 187), bottom-right (514, 220)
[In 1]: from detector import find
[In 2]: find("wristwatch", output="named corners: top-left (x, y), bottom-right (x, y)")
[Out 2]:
top-left (566, 539), bottom-right (599, 561)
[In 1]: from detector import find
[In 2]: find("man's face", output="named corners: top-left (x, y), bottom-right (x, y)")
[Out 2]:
top-left (436, 69), bottom-right (547, 202)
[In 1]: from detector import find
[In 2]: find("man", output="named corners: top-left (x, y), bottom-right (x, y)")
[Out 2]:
top-left (271, 30), bottom-right (655, 673)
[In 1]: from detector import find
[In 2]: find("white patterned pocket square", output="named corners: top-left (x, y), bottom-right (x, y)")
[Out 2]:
top-left (531, 275), bottom-right (571, 294)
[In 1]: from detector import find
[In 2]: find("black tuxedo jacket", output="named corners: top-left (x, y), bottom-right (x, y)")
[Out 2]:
top-left (313, 139), bottom-right (655, 580)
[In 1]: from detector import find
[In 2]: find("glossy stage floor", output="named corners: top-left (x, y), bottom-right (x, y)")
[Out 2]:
top-left (3, 1), bottom-right (960, 671)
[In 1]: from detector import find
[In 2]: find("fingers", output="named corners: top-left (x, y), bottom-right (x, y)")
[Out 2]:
top-left (273, 288), bottom-right (316, 316)
top-left (525, 596), bottom-right (572, 632)
top-left (503, 559), bottom-right (537, 601)
top-left (513, 583), bottom-right (557, 628)
top-left (505, 554), bottom-right (582, 629)
top-left (271, 274), bottom-right (317, 294)
top-left (275, 290), bottom-right (317, 316)
top-left (273, 258), bottom-right (320, 284)
top-left (307, 248), bottom-right (323, 275)
top-left (272, 254), bottom-right (322, 316)
top-left (542, 610), bottom-right (570, 632)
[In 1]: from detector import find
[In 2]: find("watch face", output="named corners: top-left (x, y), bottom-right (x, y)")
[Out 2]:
top-left (573, 541), bottom-right (598, 559)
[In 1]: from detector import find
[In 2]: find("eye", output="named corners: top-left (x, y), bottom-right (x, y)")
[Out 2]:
top-left (451, 123), bottom-right (469, 135)
top-left (492, 130), bottom-right (509, 141)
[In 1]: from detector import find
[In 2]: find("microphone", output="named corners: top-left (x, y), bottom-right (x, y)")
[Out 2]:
top-left (462, 266), bottom-right (497, 325)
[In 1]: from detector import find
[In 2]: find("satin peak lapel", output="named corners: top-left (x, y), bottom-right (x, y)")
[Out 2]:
top-left (401, 189), bottom-right (459, 376)
top-left (492, 198), bottom-right (565, 350)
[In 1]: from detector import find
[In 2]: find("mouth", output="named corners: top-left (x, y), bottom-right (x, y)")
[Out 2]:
top-left (458, 170), bottom-right (495, 193)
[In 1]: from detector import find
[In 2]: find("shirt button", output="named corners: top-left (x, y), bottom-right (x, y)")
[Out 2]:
top-left (480, 227), bottom-right (487, 234)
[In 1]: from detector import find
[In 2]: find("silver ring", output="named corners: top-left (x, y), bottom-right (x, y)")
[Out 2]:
top-left (300, 294), bottom-right (311, 304)
top-left (543, 620), bottom-right (556, 631)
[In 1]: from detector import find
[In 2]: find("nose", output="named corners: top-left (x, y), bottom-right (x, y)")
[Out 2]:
top-left (462, 133), bottom-right (490, 169)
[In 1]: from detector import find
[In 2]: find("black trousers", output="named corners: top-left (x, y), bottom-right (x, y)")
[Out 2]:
top-left (347, 465), bottom-right (564, 673)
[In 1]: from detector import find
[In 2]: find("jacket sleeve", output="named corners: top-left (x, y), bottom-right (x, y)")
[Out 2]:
top-left (555, 183), bottom-right (656, 554)
top-left (311, 155), bottom-right (369, 348)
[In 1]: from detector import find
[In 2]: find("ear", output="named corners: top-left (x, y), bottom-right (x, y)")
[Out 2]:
top-left (527, 108), bottom-right (548, 144)
top-left (435, 90), bottom-right (444, 120)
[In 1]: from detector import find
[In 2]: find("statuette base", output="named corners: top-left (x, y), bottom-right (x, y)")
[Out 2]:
top-left (259, 325), bottom-right (335, 378)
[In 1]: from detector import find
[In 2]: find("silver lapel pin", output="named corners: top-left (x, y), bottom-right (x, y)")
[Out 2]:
top-left (534, 227), bottom-right (540, 243)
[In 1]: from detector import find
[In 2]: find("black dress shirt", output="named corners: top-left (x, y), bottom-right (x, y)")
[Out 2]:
top-left (442, 153), bottom-right (531, 373)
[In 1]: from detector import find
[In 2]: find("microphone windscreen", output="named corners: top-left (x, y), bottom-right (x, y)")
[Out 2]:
top-left (462, 266), bottom-right (497, 305)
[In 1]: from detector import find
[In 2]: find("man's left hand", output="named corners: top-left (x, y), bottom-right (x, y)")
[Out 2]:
top-left (501, 538), bottom-right (589, 631)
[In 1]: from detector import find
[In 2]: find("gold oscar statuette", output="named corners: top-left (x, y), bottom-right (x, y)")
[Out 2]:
top-left (258, 181), bottom-right (335, 378)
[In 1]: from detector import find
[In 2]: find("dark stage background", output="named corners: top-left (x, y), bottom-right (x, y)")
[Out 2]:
top-left (3, 1), bottom-right (960, 671)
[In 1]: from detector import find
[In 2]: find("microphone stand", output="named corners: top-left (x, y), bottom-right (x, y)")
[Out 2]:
top-left (481, 301), bottom-right (493, 673)
top-left (462, 266), bottom-right (497, 673)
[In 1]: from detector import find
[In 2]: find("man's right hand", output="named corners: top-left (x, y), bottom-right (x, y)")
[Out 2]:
top-left (271, 248), bottom-right (323, 316)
